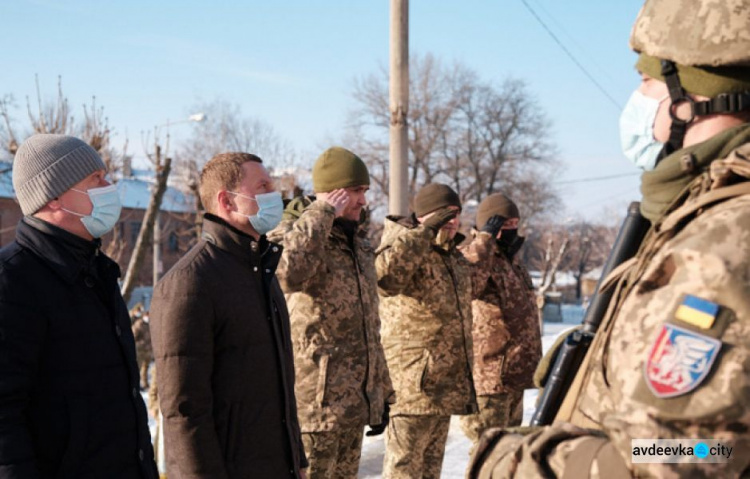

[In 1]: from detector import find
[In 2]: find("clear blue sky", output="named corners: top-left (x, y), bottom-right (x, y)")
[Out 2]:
top-left (2, 0), bottom-right (645, 222)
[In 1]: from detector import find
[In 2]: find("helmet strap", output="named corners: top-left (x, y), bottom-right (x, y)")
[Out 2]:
top-left (656, 60), bottom-right (750, 166)
top-left (656, 60), bottom-right (690, 164)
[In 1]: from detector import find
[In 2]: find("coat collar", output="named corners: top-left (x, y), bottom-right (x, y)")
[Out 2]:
top-left (202, 214), bottom-right (283, 272)
top-left (16, 216), bottom-right (117, 284)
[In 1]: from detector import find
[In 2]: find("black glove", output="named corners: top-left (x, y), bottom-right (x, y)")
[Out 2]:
top-left (366, 402), bottom-right (390, 437)
top-left (480, 215), bottom-right (506, 237)
top-left (422, 208), bottom-right (458, 234)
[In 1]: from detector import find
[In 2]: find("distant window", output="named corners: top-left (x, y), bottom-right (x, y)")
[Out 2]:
top-left (168, 231), bottom-right (179, 252)
top-left (130, 222), bottom-right (142, 244)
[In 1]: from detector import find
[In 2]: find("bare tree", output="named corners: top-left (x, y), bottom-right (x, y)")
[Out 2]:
top-left (560, 221), bottom-right (617, 300)
top-left (346, 53), bottom-right (561, 222)
top-left (1, 76), bottom-right (126, 179)
top-left (120, 141), bottom-right (172, 303)
top-left (179, 99), bottom-right (296, 173)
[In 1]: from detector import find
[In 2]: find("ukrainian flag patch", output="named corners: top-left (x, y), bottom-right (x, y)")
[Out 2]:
top-left (674, 295), bottom-right (719, 330)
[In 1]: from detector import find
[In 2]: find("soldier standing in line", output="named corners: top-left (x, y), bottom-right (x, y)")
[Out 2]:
top-left (459, 194), bottom-right (541, 450)
top-left (469, 0), bottom-right (750, 477)
top-left (132, 310), bottom-right (152, 390)
top-left (376, 183), bottom-right (477, 479)
top-left (268, 146), bottom-right (393, 479)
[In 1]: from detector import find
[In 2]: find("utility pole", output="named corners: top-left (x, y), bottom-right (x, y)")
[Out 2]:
top-left (389, 0), bottom-right (409, 216)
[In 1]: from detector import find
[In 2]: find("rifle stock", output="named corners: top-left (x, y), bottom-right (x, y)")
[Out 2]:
top-left (530, 202), bottom-right (649, 426)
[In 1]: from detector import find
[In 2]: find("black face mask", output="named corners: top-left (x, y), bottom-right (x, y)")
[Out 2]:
top-left (497, 228), bottom-right (518, 248)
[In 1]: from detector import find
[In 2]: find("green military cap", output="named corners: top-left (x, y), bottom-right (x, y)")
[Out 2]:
top-left (414, 183), bottom-right (461, 217)
top-left (312, 147), bottom-right (370, 193)
top-left (476, 193), bottom-right (520, 229)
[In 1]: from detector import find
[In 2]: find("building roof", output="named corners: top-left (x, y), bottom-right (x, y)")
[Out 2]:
top-left (0, 161), bottom-right (195, 214)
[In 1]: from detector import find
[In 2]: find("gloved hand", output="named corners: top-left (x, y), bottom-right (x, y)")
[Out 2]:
top-left (366, 402), bottom-right (390, 437)
top-left (480, 215), bottom-right (506, 237)
top-left (422, 208), bottom-right (458, 234)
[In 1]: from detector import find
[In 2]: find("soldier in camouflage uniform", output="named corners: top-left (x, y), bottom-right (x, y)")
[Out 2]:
top-left (267, 147), bottom-right (393, 479)
top-left (132, 311), bottom-right (152, 390)
top-left (459, 194), bottom-right (541, 449)
top-left (469, 1), bottom-right (750, 477)
top-left (376, 183), bottom-right (477, 479)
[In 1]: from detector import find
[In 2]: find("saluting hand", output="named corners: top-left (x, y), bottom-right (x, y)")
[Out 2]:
top-left (422, 207), bottom-right (458, 234)
top-left (481, 215), bottom-right (506, 238)
top-left (321, 188), bottom-right (350, 218)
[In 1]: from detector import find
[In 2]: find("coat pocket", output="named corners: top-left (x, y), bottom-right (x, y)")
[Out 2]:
top-left (315, 354), bottom-right (330, 407)
top-left (58, 396), bottom-right (89, 478)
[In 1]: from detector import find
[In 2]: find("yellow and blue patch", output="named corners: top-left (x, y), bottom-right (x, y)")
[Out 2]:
top-left (674, 295), bottom-right (719, 330)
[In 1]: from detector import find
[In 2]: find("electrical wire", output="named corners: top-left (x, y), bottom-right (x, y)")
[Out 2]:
top-left (518, 0), bottom-right (622, 111)
top-left (554, 171), bottom-right (639, 185)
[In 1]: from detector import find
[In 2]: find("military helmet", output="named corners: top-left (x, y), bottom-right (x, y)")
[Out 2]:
top-left (629, 0), bottom-right (750, 160)
top-left (630, 0), bottom-right (750, 68)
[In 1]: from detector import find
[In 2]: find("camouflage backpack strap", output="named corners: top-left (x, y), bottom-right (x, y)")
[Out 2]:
top-left (281, 195), bottom-right (315, 221)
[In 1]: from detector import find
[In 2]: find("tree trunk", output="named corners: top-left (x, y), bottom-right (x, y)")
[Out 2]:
top-left (121, 147), bottom-right (172, 304)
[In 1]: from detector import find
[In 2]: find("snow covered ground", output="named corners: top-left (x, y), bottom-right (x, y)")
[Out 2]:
top-left (144, 317), bottom-right (582, 478)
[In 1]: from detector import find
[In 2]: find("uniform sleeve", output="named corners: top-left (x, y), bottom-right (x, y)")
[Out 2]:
top-left (375, 225), bottom-right (434, 296)
top-left (468, 424), bottom-right (629, 479)
top-left (597, 198), bottom-right (750, 478)
top-left (0, 297), bottom-right (43, 478)
top-left (470, 200), bottom-right (750, 478)
top-left (150, 269), bottom-right (228, 479)
top-left (461, 232), bottom-right (495, 297)
top-left (271, 201), bottom-right (335, 292)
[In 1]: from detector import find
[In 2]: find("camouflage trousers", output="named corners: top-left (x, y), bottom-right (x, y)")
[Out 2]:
top-left (459, 390), bottom-right (524, 446)
top-left (138, 356), bottom-right (150, 389)
top-left (383, 415), bottom-right (450, 479)
top-left (301, 426), bottom-right (364, 479)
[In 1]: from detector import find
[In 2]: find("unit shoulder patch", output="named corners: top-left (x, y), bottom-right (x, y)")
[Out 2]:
top-left (644, 323), bottom-right (721, 399)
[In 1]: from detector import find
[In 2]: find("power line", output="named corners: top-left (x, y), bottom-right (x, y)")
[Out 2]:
top-left (528, 0), bottom-right (619, 85)
top-left (518, 0), bottom-right (622, 111)
top-left (554, 171), bottom-right (640, 185)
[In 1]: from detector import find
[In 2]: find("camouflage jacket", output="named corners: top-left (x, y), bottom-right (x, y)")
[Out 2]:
top-left (376, 216), bottom-right (477, 416)
top-left (460, 231), bottom-right (541, 395)
top-left (469, 134), bottom-right (750, 477)
top-left (267, 198), bottom-right (393, 432)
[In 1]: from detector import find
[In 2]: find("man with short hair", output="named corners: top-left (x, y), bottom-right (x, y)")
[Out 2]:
top-left (268, 146), bottom-right (393, 479)
top-left (459, 193), bottom-right (541, 449)
top-left (376, 183), bottom-right (477, 479)
top-left (469, 1), bottom-right (750, 477)
top-left (0, 134), bottom-right (158, 478)
top-left (150, 152), bottom-right (307, 478)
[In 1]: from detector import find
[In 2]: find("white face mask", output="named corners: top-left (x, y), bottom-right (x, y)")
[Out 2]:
top-left (619, 90), bottom-right (669, 171)
top-left (62, 184), bottom-right (122, 238)
top-left (229, 191), bottom-right (284, 234)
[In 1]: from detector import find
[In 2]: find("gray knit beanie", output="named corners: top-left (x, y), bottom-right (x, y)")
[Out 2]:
top-left (13, 134), bottom-right (106, 215)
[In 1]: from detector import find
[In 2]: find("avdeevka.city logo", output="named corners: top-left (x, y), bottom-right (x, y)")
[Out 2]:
top-left (631, 439), bottom-right (732, 463)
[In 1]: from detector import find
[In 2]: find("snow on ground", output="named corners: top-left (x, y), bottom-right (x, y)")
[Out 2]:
top-left (142, 316), bottom-right (582, 478)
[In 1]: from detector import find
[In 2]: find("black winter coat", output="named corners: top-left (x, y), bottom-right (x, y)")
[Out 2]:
top-left (150, 215), bottom-right (307, 479)
top-left (0, 217), bottom-right (158, 479)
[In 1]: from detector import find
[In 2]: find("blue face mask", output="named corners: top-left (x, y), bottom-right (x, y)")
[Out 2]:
top-left (231, 191), bottom-right (284, 235)
top-left (619, 90), bottom-right (669, 171)
top-left (62, 184), bottom-right (123, 238)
